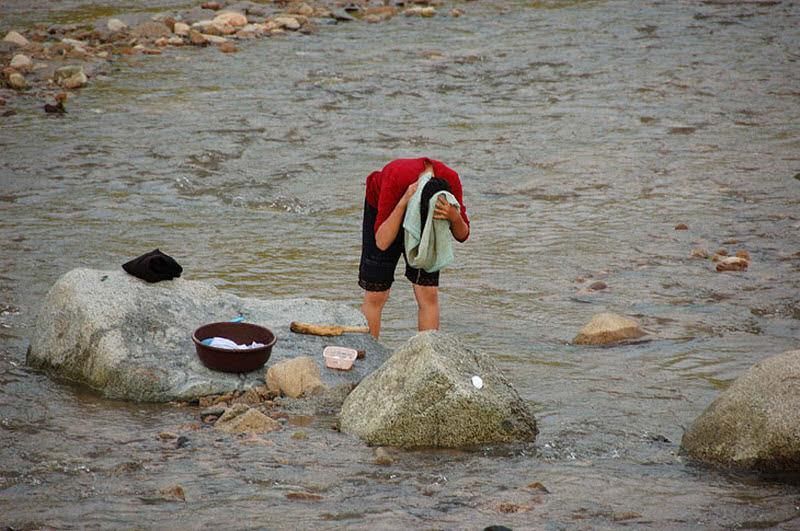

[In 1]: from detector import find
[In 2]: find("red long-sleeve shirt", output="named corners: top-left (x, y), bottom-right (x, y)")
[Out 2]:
top-left (365, 157), bottom-right (470, 239)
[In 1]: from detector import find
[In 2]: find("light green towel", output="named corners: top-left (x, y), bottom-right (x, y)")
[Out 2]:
top-left (403, 174), bottom-right (460, 273)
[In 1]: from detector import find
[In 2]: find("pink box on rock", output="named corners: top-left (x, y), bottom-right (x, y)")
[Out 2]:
top-left (323, 346), bottom-right (358, 370)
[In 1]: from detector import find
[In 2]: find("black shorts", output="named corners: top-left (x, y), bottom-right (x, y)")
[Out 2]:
top-left (358, 199), bottom-right (439, 292)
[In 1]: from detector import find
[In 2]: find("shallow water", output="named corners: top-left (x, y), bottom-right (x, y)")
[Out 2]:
top-left (2, 0), bottom-right (800, 528)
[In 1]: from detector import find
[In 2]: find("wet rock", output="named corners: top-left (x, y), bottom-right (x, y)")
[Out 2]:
top-left (158, 484), bottom-right (186, 501)
top-left (3, 31), bottom-right (29, 47)
top-left (340, 331), bottom-right (538, 448)
top-left (131, 21), bottom-right (172, 40)
top-left (213, 12), bottom-right (249, 29)
top-left (573, 312), bottom-right (646, 345)
top-left (674, 223), bottom-right (688, 230)
top-left (526, 481), bottom-right (549, 493)
top-left (588, 281), bottom-right (607, 291)
top-left (286, 491), bottom-right (323, 501)
top-left (374, 447), bottom-right (394, 465)
top-left (54, 65), bottom-right (88, 89)
top-left (218, 41), bottom-right (238, 53)
top-left (681, 349), bottom-right (800, 471)
top-left (10, 54), bottom-right (32, 72)
top-left (107, 19), bottom-right (128, 33)
top-left (266, 356), bottom-right (325, 398)
top-left (215, 403), bottom-right (280, 434)
top-left (203, 34), bottom-right (229, 45)
top-left (189, 30), bottom-right (209, 46)
top-left (715, 256), bottom-right (749, 272)
top-left (27, 268), bottom-right (389, 402)
top-left (273, 16), bottom-right (302, 30)
top-left (7, 72), bottom-right (27, 90)
top-left (173, 22), bottom-right (191, 36)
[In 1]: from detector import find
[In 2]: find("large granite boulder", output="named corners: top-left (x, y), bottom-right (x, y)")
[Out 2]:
top-left (27, 268), bottom-right (389, 402)
top-left (681, 349), bottom-right (800, 471)
top-left (339, 331), bottom-right (538, 448)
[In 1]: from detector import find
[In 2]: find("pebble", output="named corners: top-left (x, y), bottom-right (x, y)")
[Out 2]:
top-left (374, 447), bottom-right (394, 465)
top-left (3, 31), bottom-right (29, 47)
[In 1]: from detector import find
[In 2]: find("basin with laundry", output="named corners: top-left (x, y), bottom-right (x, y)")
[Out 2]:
top-left (192, 321), bottom-right (277, 373)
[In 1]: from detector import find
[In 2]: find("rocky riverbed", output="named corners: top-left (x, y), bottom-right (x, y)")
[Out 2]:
top-left (1, 0), bottom-right (464, 112)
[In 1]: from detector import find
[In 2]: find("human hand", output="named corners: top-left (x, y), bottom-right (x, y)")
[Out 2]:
top-left (432, 195), bottom-right (458, 223)
top-left (402, 179), bottom-right (420, 202)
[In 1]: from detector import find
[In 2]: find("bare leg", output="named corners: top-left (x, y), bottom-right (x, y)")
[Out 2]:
top-left (413, 284), bottom-right (440, 332)
top-left (362, 289), bottom-right (390, 338)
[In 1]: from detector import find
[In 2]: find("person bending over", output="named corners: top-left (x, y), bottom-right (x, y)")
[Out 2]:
top-left (358, 157), bottom-right (470, 338)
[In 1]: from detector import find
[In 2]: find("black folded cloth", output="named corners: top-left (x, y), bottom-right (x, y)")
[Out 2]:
top-left (122, 249), bottom-right (183, 283)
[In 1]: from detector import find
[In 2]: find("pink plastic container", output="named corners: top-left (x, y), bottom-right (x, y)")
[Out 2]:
top-left (323, 346), bottom-right (358, 370)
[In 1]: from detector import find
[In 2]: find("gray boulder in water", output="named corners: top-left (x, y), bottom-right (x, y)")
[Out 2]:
top-left (27, 268), bottom-right (389, 402)
top-left (339, 331), bottom-right (538, 448)
top-left (681, 349), bottom-right (800, 471)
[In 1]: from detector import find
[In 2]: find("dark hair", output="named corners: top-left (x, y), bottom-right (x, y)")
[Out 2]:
top-left (419, 177), bottom-right (451, 224)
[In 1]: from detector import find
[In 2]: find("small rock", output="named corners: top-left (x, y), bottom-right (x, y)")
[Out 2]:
top-left (158, 431), bottom-right (178, 440)
top-left (213, 12), bottom-right (248, 28)
top-left (573, 313), bottom-right (646, 345)
top-left (286, 492), bottom-right (323, 501)
top-left (674, 223), bottom-right (688, 230)
top-left (526, 481), bottom-right (549, 493)
top-left (735, 249), bottom-right (751, 261)
top-left (7, 72), bottom-right (27, 90)
top-left (10, 54), bottom-right (33, 72)
top-left (588, 281), bottom-right (607, 291)
top-left (218, 41), bottom-right (238, 53)
top-left (107, 19), bottom-right (128, 32)
top-left (167, 36), bottom-right (185, 46)
top-left (202, 1), bottom-right (223, 10)
top-left (188, 30), bottom-right (209, 46)
top-left (273, 16), bottom-right (301, 30)
top-left (131, 21), bottom-right (172, 40)
top-left (214, 403), bottom-right (280, 434)
top-left (3, 31), bottom-right (29, 47)
top-left (451, 8), bottom-right (464, 17)
top-left (175, 435), bottom-right (190, 448)
top-left (265, 356), bottom-right (325, 398)
top-left (690, 247), bottom-right (709, 259)
top-left (173, 22), bottom-right (191, 36)
top-left (715, 256), bottom-right (749, 272)
top-left (159, 484), bottom-right (186, 501)
top-left (291, 430), bottom-right (307, 440)
top-left (203, 34), bottom-right (229, 45)
top-left (374, 447), bottom-right (394, 466)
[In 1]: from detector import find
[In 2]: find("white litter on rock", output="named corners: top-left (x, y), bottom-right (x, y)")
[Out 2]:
top-left (471, 375), bottom-right (483, 389)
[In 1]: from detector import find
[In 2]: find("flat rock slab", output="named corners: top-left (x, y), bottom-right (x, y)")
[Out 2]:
top-left (27, 268), bottom-right (388, 402)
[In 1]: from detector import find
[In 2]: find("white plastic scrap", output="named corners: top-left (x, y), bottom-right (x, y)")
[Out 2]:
top-left (471, 375), bottom-right (484, 389)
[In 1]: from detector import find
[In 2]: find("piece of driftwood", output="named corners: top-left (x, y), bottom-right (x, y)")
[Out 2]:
top-left (289, 321), bottom-right (370, 337)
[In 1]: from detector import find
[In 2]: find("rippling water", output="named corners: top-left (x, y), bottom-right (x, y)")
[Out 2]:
top-left (2, 1), bottom-right (800, 528)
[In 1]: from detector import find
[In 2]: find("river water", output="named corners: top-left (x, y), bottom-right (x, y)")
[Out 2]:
top-left (1, 0), bottom-right (800, 529)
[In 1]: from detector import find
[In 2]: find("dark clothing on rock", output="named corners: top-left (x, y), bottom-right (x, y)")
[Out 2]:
top-left (122, 249), bottom-right (183, 283)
